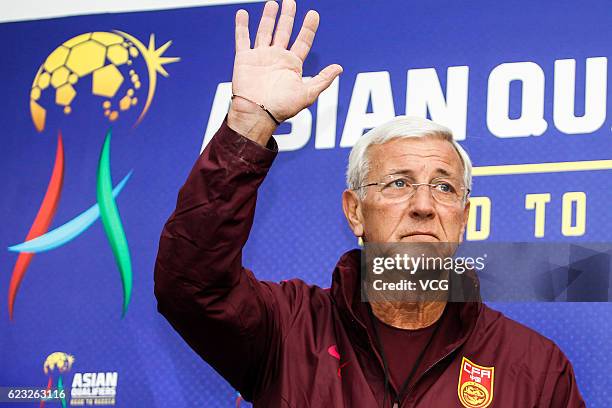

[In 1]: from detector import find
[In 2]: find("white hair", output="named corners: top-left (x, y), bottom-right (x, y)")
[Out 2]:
top-left (346, 116), bottom-right (472, 200)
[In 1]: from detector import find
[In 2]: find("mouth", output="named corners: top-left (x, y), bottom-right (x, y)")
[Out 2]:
top-left (401, 231), bottom-right (440, 241)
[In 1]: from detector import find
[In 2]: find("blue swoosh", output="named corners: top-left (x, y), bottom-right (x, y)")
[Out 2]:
top-left (8, 172), bottom-right (132, 253)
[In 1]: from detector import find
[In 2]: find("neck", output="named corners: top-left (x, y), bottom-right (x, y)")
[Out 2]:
top-left (370, 300), bottom-right (446, 330)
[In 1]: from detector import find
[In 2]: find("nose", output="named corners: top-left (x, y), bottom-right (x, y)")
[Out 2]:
top-left (408, 184), bottom-right (436, 220)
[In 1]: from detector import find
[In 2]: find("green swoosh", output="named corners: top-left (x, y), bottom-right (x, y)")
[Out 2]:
top-left (58, 375), bottom-right (66, 408)
top-left (97, 129), bottom-right (132, 317)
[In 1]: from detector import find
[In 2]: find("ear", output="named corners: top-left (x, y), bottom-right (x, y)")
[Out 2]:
top-left (458, 199), bottom-right (471, 243)
top-left (342, 189), bottom-right (364, 238)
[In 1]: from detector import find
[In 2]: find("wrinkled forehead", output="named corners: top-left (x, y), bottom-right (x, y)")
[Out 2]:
top-left (366, 135), bottom-right (464, 180)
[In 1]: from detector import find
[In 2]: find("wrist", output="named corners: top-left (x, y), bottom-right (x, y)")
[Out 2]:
top-left (227, 98), bottom-right (278, 146)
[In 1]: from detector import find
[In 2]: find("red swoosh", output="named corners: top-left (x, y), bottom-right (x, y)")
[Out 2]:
top-left (327, 345), bottom-right (340, 360)
top-left (8, 132), bottom-right (64, 320)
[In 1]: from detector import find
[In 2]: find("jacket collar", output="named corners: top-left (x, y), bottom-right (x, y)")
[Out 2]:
top-left (330, 248), bottom-right (482, 354)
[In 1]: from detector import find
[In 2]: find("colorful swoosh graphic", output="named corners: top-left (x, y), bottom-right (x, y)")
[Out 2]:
top-left (8, 130), bottom-right (133, 319)
top-left (8, 173), bottom-right (132, 253)
top-left (13, 31), bottom-right (179, 321)
top-left (40, 375), bottom-right (66, 408)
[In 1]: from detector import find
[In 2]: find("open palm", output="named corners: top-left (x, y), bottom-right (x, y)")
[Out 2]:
top-left (231, 0), bottom-right (342, 122)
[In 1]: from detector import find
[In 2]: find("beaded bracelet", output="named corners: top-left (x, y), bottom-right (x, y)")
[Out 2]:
top-left (231, 94), bottom-right (281, 126)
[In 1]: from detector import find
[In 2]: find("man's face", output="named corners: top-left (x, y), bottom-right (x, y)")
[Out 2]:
top-left (343, 136), bottom-right (470, 243)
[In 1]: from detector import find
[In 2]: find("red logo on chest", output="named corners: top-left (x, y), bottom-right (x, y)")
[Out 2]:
top-left (328, 345), bottom-right (351, 378)
top-left (457, 357), bottom-right (495, 408)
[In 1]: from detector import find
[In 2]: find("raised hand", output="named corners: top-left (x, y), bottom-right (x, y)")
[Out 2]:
top-left (228, 0), bottom-right (343, 146)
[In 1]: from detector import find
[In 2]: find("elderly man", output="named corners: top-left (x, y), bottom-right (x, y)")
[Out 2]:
top-left (154, 1), bottom-right (585, 406)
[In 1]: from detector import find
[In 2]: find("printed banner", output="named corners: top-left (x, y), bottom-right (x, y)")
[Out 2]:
top-left (0, 1), bottom-right (610, 406)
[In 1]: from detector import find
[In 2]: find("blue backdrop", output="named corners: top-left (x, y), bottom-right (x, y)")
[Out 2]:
top-left (1, 1), bottom-right (610, 406)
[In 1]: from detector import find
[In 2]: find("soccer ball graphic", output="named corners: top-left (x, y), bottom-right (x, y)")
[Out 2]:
top-left (29, 31), bottom-right (178, 132)
top-left (7, 31), bottom-right (178, 321)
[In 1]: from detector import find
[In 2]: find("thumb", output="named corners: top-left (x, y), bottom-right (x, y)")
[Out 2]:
top-left (307, 64), bottom-right (343, 104)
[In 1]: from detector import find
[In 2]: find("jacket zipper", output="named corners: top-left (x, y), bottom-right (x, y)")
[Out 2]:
top-left (398, 344), bottom-right (462, 408)
top-left (348, 316), bottom-right (401, 403)
top-left (399, 303), bottom-right (483, 407)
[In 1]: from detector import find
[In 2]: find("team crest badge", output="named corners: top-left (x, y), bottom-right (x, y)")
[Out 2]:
top-left (457, 357), bottom-right (494, 408)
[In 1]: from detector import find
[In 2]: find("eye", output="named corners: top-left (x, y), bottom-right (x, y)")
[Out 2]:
top-left (434, 182), bottom-right (455, 193)
top-left (390, 178), bottom-right (407, 189)
top-left (385, 178), bottom-right (408, 190)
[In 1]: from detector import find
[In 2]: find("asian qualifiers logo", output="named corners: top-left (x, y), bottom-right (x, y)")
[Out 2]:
top-left (41, 352), bottom-right (74, 408)
top-left (7, 31), bottom-right (179, 319)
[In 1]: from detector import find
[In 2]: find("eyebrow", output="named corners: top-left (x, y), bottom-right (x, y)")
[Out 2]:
top-left (387, 168), bottom-right (455, 178)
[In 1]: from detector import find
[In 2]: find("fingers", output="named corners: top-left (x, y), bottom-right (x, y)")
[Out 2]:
top-left (307, 64), bottom-right (343, 103)
top-left (235, 9), bottom-right (250, 52)
top-left (272, 0), bottom-right (296, 48)
top-left (255, 1), bottom-right (279, 47)
top-left (290, 10), bottom-right (319, 61)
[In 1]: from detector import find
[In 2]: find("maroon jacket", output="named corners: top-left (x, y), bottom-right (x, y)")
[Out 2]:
top-left (154, 120), bottom-right (586, 407)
